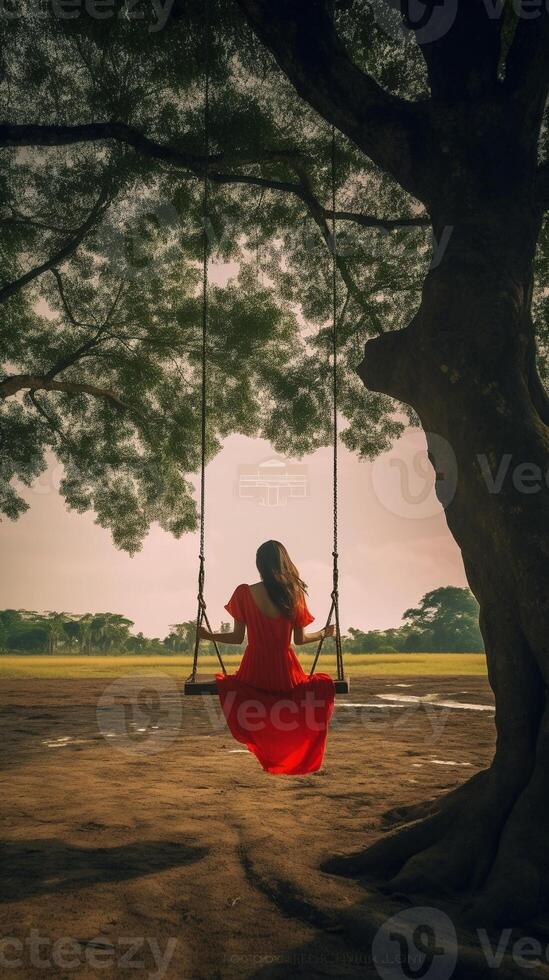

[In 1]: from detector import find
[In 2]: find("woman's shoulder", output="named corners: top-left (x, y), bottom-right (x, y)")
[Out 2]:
top-left (233, 583), bottom-right (250, 597)
top-left (225, 583), bottom-right (249, 620)
top-left (294, 591), bottom-right (314, 627)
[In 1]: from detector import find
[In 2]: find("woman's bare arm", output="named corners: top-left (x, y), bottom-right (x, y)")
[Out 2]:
top-left (293, 624), bottom-right (335, 646)
top-left (198, 619), bottom-right (245, 645)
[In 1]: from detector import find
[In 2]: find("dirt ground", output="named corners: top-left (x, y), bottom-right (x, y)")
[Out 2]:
top-left (1, 674), bottom-right (547, 980)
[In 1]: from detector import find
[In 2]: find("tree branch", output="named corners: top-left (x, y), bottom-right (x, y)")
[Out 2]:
top-left (330, 209), bottom-right (428, 231)
top-left (49, 267), bottom-right (96, 330)
top-left (0, 374), bottom-right (128, 409)
top-left (0, 121), bottom-right (300, 169)
top-left (504, 10), bottom-right (549, 149)
top-left (2, 205), bottom-right (71, 234)
top-left (2, 269), bottom-right (129, 409)
top-left (0, 190), bottom-right (110, 305)
top-left (536, 162), bottom-right (549, 211)
top-left (1, 122), bottom-right (428, 232)
top-left (26, 390), bottom-right (72, 448)
top-left (43, 335), bottom-right (108, 382)
top-left (504, 12), bottom-right (549, 99)
top-left (290, 164), bottom-right (384, 331)
top-left (208, 168), bottom-right (429, 230)
top-left (234, 0), bottom-right (432, 200)
top-left (102, 280), bottom-right (125, 327)
top-left (413, 4), bottom-right (502, 102)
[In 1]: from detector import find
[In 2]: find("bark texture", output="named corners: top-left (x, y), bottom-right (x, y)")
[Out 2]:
top-left (355, 177), bottom-right (549, 925)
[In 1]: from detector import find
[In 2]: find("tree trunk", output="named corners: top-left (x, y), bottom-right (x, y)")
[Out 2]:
top-left (348, 195), bottom-right (549, 925)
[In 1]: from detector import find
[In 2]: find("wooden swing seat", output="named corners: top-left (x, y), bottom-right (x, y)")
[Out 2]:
top-left (184, 677), bottom-right (350, 695)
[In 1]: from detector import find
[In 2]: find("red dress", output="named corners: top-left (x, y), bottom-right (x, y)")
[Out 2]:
top-left (216, 584), bottom-right (335, 775)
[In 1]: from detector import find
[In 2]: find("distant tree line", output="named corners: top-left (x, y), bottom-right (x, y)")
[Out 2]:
top-left (0, 611), bottom-right (240, 656)
top-left (0, 587), bottom-right (483, 655)
top-left (0, 610), bottom-right (147, 654)
top-left (343, 587), bottom-right (483, 654)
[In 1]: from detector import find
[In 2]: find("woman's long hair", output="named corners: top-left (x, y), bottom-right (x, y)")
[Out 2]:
top-left (256, 540), bottom-right (307, 621)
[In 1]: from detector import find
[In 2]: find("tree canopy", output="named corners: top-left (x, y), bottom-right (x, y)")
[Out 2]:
top-left (345, 585), bottom-right (483, 652)
top-left (1, 2), bottom-right (548, 550)
top-left (401, 585), bottom-right (483, 652)
top-left (0, 608), bottom-right (136, 652)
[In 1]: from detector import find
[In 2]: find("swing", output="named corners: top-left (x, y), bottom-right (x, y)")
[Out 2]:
top-left (184, 11), bottom-right (349, 696)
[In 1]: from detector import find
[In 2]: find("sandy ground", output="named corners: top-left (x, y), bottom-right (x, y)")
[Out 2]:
top-left (1, 674), bottom-right (546, 980)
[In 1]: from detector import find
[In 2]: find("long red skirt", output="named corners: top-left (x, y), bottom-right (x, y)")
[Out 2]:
top-left (216, 674), bottom-right (335, 775)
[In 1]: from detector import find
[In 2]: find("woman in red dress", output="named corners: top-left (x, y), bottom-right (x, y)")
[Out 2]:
top-left (198, 540), bottom-right (336, 775)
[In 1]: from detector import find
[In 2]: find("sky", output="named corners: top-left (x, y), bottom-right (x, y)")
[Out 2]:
top-left (0, 426), bottom-right (467, 638)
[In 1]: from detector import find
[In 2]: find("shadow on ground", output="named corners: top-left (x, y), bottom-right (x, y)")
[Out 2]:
top-left (0, 838), bottom-right (208, 902)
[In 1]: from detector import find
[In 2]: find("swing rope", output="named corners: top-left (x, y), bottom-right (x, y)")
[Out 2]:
top-left (190, 0), bottom-right (226, 683)
top-left (309, 124), bottom-right (345, 684)
top-left (189, 4), bottom-right (344, 688)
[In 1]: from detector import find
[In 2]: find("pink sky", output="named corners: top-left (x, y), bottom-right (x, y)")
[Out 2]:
top-left (0, 428), bottom-right (467, 637)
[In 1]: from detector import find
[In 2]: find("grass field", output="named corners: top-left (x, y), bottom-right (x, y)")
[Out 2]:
top-left (0, 652), bottom-right (487, 679)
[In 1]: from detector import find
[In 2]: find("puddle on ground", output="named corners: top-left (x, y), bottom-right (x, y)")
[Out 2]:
top-left (412, 759), bottom-right (472, 769)
top-left (337, 702), bottom-right (401, 709)
top-left (429, 759), bottom-right (472, 767)
top-left (41, 736), bottom-right (89, 748)
top-left (433, 700), bottom-right (493, 712)
top-left (377, 693), bottom-right (493, 712)
top-left (379, 694), bottom-right (438, 704)
top-left (34, 689), bottom-right (494, 753)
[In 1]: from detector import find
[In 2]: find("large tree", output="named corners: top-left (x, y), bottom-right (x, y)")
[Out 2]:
top-left (402, 585), bottom-right (483, 652)
top-left (1, 0), bottom-right (549, 925)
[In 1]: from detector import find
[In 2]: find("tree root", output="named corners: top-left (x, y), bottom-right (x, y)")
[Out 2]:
top-left (322, 769), bottom-right (490, 879)
top-left (322, 763), bottom-right (549, 926)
